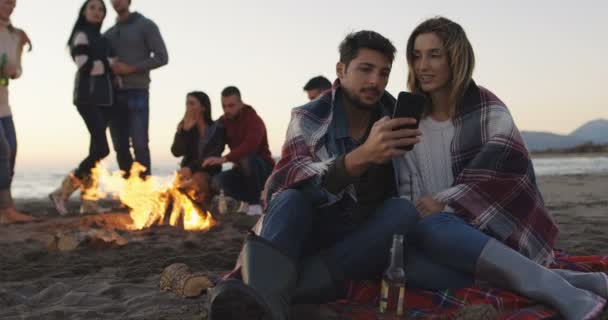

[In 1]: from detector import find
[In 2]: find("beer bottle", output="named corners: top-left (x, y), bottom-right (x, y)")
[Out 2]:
top-left (379, 234), bottom-right (406, 317)
top-left (218, 189), bottom-right (228, 215)
top-left (0, 53), bottom-right (9, 87)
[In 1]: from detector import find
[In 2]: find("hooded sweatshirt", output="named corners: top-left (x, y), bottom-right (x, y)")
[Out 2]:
top-left (104, 12), bottom-right (168, 90)
top-left (221, 105), bottom-right (274, 166)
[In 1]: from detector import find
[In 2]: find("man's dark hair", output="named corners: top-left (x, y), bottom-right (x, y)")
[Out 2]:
top-left (221, 86), bottom-right (241, 100)
top-left (303, 76), bottom-right (332, 91)
top-left (339, 30), bottom-right (396, 67)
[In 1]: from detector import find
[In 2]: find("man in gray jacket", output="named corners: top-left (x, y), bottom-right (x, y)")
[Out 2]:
top-left (105, 0), bottom-right (168, 177)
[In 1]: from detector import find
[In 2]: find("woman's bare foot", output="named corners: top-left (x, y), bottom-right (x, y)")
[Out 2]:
top-left (0, 207), bottom-right (36, 224)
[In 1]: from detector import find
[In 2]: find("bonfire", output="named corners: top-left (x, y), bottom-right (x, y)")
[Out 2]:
top-left (85, 162), bottom-right (216, 232)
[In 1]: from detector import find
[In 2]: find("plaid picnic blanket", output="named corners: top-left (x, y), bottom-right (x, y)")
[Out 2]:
top-left (325, 252), bottom-right (608, 319)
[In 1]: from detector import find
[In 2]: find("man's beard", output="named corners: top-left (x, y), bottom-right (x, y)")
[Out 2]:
top-left (342, 87), bottom-right (381, 111)
top-left (224, 110), bottom-right (240, 120)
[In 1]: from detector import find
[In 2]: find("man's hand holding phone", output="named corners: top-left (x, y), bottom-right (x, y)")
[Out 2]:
top-left (345, 116), bottom-right (421, 178)
top-left (361, 116), bottom-right (421, 164)
top-left (344, 92), bottom-right (425, 178)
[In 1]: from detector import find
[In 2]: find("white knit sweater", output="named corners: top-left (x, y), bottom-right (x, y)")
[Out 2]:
top-left (396, 116), bottom-right (458, 206)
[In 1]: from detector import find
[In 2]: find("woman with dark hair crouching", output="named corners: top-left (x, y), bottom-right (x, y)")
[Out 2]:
top-left (171, 91), bottom-right (225, 207)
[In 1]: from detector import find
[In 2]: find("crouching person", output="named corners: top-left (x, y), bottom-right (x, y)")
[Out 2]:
top-left (207, 30), bottom-right (422, 320)
top-left (171, 91), bottom-right (224, 207)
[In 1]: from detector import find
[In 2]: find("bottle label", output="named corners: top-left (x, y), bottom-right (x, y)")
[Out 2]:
top-left (379, 279), bottom-right (406, 316)
top-left (379, 279), bottom-right (389, 313)
top-left (0, 52), bottom-right (7, 87)
top-left (397, 286), bottom-right (405, 316)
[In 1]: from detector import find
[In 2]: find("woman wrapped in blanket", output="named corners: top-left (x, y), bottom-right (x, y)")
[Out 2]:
top-left (397, 17), bottom-right (606, 319)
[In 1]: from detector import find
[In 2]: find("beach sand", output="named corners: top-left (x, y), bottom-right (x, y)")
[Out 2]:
top-left (0, 173), bottom-right (607, 320)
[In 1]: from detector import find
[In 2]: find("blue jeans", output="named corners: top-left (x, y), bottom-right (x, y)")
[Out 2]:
top-left (212, 155), bottom-right (272, 204)
top-left (74, 105), bottom-right (112, 179)
top-left (111, 89), bottom-right (150, 176)
top-left (260, 190), bottom-right (420, 281)
top-left (405, 212), bottom-right (491, 290)
top-left (0, 116), bottom-right (17, 190)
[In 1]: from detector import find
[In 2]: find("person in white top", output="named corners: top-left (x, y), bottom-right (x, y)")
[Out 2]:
top-left (0, 0), bottom-right (34, 224)
top-left (396, 17), bottom-right (606, 319)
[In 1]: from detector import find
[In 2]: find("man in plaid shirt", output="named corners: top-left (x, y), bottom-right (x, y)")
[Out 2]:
top-left (208, 30), bottom-right (422, 320)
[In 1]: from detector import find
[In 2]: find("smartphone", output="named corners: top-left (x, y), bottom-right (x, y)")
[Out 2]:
top-left (392, 92), bottom-right (427, 151)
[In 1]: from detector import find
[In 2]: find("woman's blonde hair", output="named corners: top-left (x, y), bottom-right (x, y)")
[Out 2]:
top-left (406, 17), bottom-right (474, 115)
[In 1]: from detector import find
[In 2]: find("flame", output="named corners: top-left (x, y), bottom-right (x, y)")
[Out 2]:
top-left (86, 162), bottom-right (216, 232)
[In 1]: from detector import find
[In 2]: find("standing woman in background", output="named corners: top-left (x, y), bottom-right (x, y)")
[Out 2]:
top-left (49, 0), bottom-right (116, 215)
top-left (0, 0), bottom-right (34, 224)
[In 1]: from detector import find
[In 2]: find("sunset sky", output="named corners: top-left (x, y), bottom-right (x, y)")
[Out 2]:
top-left (9, 0), bottom-right (607, 170)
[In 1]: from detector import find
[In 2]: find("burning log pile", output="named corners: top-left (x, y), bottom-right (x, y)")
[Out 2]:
top-left (88, 162), bottom-right (216, 232)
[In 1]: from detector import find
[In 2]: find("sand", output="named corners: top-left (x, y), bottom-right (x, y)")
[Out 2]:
top-left (1, 173), bottom-right (607, 320)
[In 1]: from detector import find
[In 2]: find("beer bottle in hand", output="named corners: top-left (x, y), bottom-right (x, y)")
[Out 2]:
top-left (0, 53), bottom-right (9, 87)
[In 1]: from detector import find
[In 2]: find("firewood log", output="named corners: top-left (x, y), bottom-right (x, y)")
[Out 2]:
top-left (160, 263), bottom-right (213, 298)
top-left (57, 233), bottom-right (81, 251)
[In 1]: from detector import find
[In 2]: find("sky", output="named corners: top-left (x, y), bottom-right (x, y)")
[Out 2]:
top-left (8, 0), bottom-right (608, 170)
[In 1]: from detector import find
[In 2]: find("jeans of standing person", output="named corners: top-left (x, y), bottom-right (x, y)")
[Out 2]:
top-left (404, 212), bottom-right (491, 290)
top-left (73, 105), bottom-right (112, 180)
top-left (106, 102), bottom-right (134, 175)
top-left (212, 155), bottom-right (273, 204)
top-left (110, 89), bottom-right (151, 176)
top-left (260, 189), bottom-right (420, 281)
top-left (0, 116), bottom-right (17, 190)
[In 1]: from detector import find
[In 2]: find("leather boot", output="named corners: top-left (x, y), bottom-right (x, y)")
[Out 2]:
top-left (208, 234), bottom-right (297, 320)
top-left (476, 239), bottom-right (606, 320)
top-left (49, 174), bottom-right (80, 215)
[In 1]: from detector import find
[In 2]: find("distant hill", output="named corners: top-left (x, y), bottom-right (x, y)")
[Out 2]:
top-left (570, 118), bottom-right (608, 144)
top-left (521, 119), bottom-right (607, 152)
top-left (521, 131), bottom-right (586, 152)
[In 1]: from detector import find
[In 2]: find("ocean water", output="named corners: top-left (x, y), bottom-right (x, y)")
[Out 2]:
top-left (11, 156), bottom-right (608, 199)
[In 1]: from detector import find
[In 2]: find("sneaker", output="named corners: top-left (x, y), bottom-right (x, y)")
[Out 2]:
top-left (236, 201), bottom-right (249, 214)
top-left (246, 205), bottom-right (263, 216)
top-left (49, 192), bottom-right (68, 216)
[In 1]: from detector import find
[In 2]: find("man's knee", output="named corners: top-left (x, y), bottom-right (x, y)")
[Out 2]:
top-left (268, 189), bottom-right (312, 211)
top-left (237, 155), bottom-right (259, 177)
top-left (261, 189), bottom-right (315, 236)
top-left (266, 189), bottom-right (314, 219)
